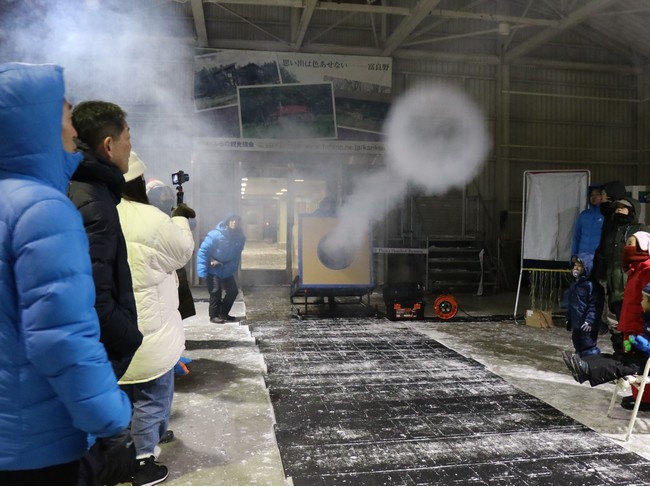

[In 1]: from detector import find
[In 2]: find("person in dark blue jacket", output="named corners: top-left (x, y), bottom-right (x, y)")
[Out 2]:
top-left (0, 63), bottom-right (131, 485)
top-left (197, 214), bottom-right (246, 322)
top-left (565, 252), bottom-right (604, 357)
top-left (571, 185), bottom-right (604, 257)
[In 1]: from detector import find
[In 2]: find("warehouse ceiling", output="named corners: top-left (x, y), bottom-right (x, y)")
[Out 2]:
top-left (171, 0), bottom-right (650, 71)
top-left (1, 0), bottom-right (649, 72)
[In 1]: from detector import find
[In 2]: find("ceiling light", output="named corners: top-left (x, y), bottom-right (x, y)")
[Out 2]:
top-left (241, 182), bottom-right (247, 187)
top-left (280, 188), bottom-right (287, 192)
top-left (294, 179), bottom-right (304, 182)
top-left (241, 177), bottom-right (248, 181)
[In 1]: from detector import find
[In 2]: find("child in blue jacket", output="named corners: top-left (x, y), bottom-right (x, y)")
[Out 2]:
top-left (565, 253), bottom-right (605, 357)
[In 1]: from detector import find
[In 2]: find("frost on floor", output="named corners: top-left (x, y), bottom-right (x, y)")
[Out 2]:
top-left (250, 318), bottom-right (650, 486)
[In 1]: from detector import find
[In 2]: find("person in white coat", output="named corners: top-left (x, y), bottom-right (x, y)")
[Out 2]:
top-left (117, 152), bottom-right (195, 486)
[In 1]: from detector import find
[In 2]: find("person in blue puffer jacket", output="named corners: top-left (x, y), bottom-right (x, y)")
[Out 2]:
top-left (0, 63), bottom-right (131, 484)
top-left (565, 252), bottom-right (605, 357)
top-left (197, 214), bottom-right (246, 322)
top-left (571, 185), bottom-right (604, 257)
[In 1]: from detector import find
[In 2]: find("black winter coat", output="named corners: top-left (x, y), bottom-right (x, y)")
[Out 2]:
top-left (594, 211), bottom-right (645, 306)
top-left (69, 152), bottom-right (143, 379)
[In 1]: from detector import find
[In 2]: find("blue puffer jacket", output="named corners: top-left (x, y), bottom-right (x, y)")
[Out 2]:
top-left (571, 191), bottom-right (604, 256)
top-left (197, 214), bottom-right (246, 279)
top-left (567, 252), bottom-right (604, 333)
top-left (0, 63), bottom-right (131, 470)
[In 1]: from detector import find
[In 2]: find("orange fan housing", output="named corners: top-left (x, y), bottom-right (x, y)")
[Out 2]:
top-left (434, 294), bottom-right (458, 320)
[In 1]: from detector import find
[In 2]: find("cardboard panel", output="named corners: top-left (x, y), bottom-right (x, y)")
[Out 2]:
top-left (298, 215), bottom-right (372, 287)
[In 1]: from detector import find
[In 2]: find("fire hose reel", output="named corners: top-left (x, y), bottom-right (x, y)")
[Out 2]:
top-left (433, 294), bottom-right (458, 320)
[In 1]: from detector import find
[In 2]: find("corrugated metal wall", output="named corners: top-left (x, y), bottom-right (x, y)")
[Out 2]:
top-left (389, 54), bottom-right (643, 244)
top-left (392, 58), bottom-right (498, 240)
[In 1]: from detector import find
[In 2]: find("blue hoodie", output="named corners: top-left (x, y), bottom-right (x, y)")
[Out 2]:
top-left (571, 185), bottom-right (604, 257)
top-left (0, 63), bottom-right (131, 470)
top-left (197, 213), bottom-right (246, 279)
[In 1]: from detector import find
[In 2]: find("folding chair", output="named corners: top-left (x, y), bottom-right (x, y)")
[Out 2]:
top-left (607, 357), bottom-right (650, 441)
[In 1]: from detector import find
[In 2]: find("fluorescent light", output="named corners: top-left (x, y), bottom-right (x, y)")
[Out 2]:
top-left (241, 177), bottom-right (248, 181)
top-left (280, 188), bottom-right (287, 192)
top-left (294, 179), bottom-right (304, 182)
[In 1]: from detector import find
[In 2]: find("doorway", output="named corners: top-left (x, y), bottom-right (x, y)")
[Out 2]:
top-left (239, 176), bottom-right (327, 285)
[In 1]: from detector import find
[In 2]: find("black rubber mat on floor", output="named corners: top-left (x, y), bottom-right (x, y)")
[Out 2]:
top-left (249, 319), bottom-right (650, 486)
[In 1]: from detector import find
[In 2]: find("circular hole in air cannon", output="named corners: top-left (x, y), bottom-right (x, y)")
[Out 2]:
top-left (317, 234), bottom-right (355, 270)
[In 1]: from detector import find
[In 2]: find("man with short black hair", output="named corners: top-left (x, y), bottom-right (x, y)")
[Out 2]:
top-left (69, 101), bottom-right (142, 378)
top-left (69, 100), bottom-right (144, 485)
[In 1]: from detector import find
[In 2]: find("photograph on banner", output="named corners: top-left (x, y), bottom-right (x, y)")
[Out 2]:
top-left (334, 92), bottom-right (390, 138)
top-left (195, 105), bottom-right (242, 138)
top-left (238, 82), bottom-right (337, 140)
top-left (274, 52), bottom-right (391, 138)
top-left (193, 49), bottom-right (392, 141)
top-left (194, 50), bottom-right (281, 111)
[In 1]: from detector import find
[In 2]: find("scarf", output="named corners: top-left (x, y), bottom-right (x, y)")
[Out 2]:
top-left (623, 244), bottom-right (648, 270)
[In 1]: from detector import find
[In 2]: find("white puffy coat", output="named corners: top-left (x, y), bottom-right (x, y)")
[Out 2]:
top-left (117, 200), bottom-right (195, 384)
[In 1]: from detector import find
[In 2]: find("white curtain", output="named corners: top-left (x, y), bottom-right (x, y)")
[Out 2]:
top-left (522, 171), bottom-right (589, 262)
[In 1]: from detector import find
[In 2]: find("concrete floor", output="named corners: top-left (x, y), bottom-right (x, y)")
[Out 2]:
top-left (159, 285), bottom-right (650, 485)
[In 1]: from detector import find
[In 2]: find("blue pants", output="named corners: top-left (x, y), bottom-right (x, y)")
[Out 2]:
top-left (572, 324), bottom-right (600, 357)
top-left (121, 368), bottom-right (174, 457)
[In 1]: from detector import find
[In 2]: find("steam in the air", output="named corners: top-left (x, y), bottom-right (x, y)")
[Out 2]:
top-left (323, 84), bottom-right (490, 260)
top-left (0, 0), bottom-right (194, 172)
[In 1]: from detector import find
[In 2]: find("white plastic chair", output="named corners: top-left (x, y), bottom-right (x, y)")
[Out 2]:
top-left (607, 357), bottom-right (650, 441)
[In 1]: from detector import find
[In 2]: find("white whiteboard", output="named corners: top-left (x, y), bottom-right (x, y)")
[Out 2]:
top-left (522, 170), bottom-right (589, 262)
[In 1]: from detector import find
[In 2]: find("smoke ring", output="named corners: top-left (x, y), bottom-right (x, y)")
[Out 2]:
top-left (384, 84), bottom-right (490, 194)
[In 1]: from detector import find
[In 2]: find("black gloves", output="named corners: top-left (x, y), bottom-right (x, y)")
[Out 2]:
top-left (172, 203), bottom-right (196, 219)
top-left (78, 430), bottom-right (136, 486)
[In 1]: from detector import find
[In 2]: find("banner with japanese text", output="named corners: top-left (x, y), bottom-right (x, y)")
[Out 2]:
top-left (194, 49), bottom-right (392, 142)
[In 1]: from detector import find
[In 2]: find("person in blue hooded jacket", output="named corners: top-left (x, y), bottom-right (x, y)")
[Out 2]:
top-left (0, 63), bottom-right (131, 485)
top-left (571, 185), bottom-right (604, 257)
top-left (197, 214), bottom-right (246, 322)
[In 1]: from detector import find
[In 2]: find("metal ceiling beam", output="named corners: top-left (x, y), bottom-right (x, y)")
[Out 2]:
top-left (202, 0), bottom-right (407, 15)
top-left (204, 0), bottom-right (302, 6)
top-left (403, 27), bottom-right (499, 48)
top-left (316, 2), bottom-right (407, 16)
top-left (213, 2), bottom-right (287, 42)
top-left (190, 0), bottom-right (209, 47)
top-left (575, 24), bottom-right (642, 66)
top-left (411, 0), bottom-right (489, 39)
top-left (514, 56), bottom-right (639, 74)
top-left (292, 0), bottom-right (317, 50)
top-left (201, 0), bottom-right (564, 27)
top-left (429, 8), bottom-right (560, 27)
top-left (381, 0), bottom-right (441, 56)
top-left (504, 0), bottom-right (619, 62)
top-left (198, 1), bottom-right (568, 29)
